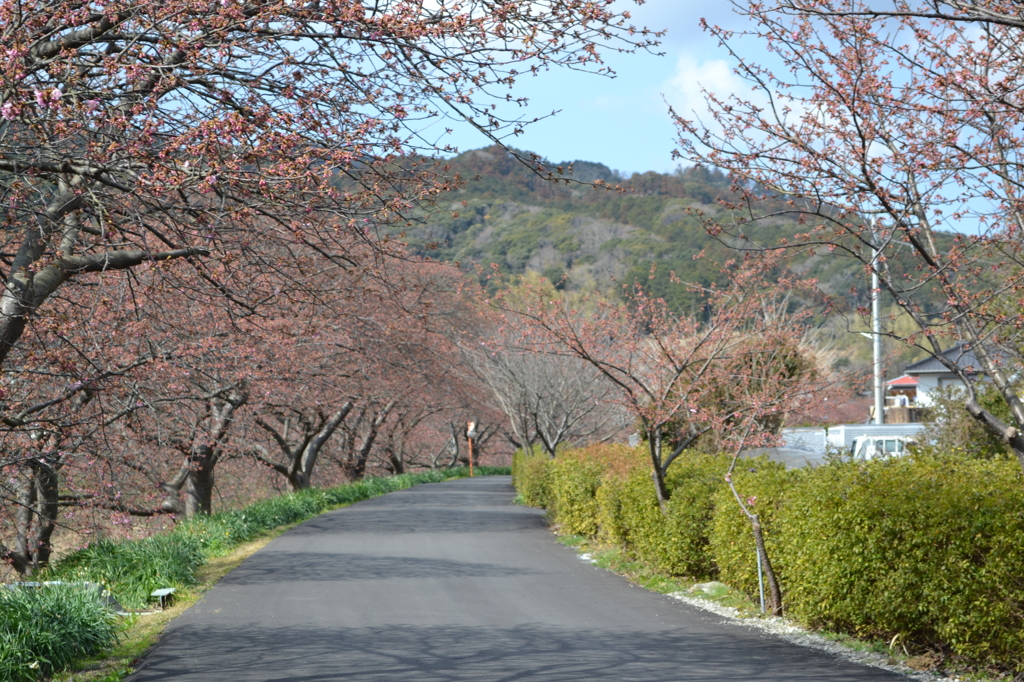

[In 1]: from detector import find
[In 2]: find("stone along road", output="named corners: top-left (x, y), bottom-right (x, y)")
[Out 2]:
top-left (127, 476), bottom-right (909, 681)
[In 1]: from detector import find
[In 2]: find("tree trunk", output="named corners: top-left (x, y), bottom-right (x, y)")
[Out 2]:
top-left (752, 515), bottom-right (783, 616)
top-left (159, 462), bottom-right (188, 514)
top-left (183, 445), bottom-right (216, 516)
top-left (164, 386), bottom-right (246, 515)
top-left (32, 463), bottom-right (58, 571)
top-left (287, 470), bottom-right (311, 491)
top-left (294, 404), bottom-right (352, 489)
top-left (10, 476), bottom-right (36, 575)
top-left (5, 461), bottom-right (60, 575)
top-left (387, 446), bottom-right (405, 475)
top-left (342, 402), bottom-right (395, 481)
top-left (647, 428), bottom-right (671, 506)
top-left (0, 188), bottom-right (82, 370)
top-left (962, 341), bottom-right (1024, 470)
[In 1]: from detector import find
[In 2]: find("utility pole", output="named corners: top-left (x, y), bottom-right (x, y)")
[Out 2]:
top-left (871, 218), bottom-right (884, 425)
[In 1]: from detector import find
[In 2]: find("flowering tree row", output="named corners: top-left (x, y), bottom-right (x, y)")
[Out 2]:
top-left (0, 252), bottom-right (504, 575)
top-left (0, 0), bottom-right (657, 574)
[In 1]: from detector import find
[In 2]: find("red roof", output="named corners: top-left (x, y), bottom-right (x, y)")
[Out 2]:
top-left (886, 375), bottom-right (919, 387)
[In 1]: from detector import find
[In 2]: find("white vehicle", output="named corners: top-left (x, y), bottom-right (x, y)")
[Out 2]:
top-left (850, 435), bottom-right (915, 461)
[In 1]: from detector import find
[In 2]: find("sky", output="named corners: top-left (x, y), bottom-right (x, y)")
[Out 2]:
top-left (438, 1), bottom-right (747, 176)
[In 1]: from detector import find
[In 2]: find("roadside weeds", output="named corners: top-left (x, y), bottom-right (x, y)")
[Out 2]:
top-left (52, 527), bottom-right (291, 682)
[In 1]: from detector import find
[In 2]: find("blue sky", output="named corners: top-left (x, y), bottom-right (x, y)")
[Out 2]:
top-left (439, 1), bottom-right (746, 175)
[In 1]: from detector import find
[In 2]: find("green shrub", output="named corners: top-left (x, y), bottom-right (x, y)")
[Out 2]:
top-left (595, 472), bottom-right (629, 546)
top-left (515, 453), bottom-right (553, 508)
top-left (777, 456), bottom-right (1024, 669)
top-left (609, 452), bottom-right (730, 578)
top-left (549, 456), bottom-right (607, 536)
top-left (709, 457), bottom-right (795, 600)
top-left (614, 465), bottom-right (671, 568)
top-left (512, 447), bottom-right (545, 487)
top-left (660, 452), bottom-right (731, 578)
top-left (512, 441), bottom-right (1024, 672)
top-left (0, 583), bottom-right (119, 682)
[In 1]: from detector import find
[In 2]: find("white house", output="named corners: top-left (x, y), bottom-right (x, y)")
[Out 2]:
top-left (901, 343), bottom-right (1007, 406)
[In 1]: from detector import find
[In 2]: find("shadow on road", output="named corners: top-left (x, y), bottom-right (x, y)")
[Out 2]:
top-left (218, 551), bottom-right (534, 584)
top-left (287, 507), bottom-right (546, 536)
top-left (285, 484), bottom-right (545, 537)
top-left (129, 622), bottom-right (906, 682)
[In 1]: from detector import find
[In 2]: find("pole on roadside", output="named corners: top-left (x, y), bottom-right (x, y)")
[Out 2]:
top-left (756, 548), bottom-right (766, 614)
top-left (466, 421), bottom-right (477, 477)
top-left (871, 217), bottom-right (884, 425)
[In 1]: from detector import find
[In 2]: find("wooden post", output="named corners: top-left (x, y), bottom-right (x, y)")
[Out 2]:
top-left (466, 421), bottom-right (477, 477)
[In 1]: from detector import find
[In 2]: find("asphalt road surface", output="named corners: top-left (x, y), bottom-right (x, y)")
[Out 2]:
top-left (128, 476), bottom-right (909, 681)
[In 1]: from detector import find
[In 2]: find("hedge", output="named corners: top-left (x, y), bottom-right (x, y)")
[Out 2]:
top-left (777, 456), bottom-right (1024, 668)
top-left (514, 446), bottom-right (1024, 672)
top-left (612, 453), bottom-right (731, 577)
top-left (513, 449), bottom-right (554, 508)
top-left (710, 458), bottom-right (796, 599)
top-left (548, 455), bottom-right (606, 536)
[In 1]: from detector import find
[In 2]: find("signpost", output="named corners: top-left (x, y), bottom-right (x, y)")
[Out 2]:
top-left (466, 421), bottom-right (477, 477)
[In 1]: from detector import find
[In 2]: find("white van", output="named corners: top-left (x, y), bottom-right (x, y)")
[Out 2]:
top-left (850, 435), bottom-right (915, 461)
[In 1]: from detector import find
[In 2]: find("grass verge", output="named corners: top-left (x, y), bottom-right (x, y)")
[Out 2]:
top-left (51, 531), bottom-right (290, 682)
top-left (0, 584), bottom-right (119, 682)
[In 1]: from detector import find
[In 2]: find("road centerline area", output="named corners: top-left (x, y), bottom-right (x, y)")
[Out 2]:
top-left (127, 476), bottom-right (908, 681)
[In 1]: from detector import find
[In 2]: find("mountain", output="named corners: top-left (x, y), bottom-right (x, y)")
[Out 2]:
top-left (401, 146), bottom-right (876, 316)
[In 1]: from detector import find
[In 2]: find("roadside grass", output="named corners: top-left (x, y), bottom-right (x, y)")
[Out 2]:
top-left (51, 531), bottom-right (290, 682)
top-left (0, 584), bottom-right (119, 682)
top-left (18, 466), bottom-right (511, 682)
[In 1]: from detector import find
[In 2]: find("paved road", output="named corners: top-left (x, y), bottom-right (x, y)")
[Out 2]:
top-left (128, 476), bottom-right (908, 681)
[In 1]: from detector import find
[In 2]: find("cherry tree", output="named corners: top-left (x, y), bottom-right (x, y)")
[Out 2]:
top-left (470, 345), bottom-right (627, 456)
top-left (0, 0), bottom-right (659, 566)
top-left (243, 257), bottom-right (502, 484)
top-left (98, 276), bottom-right (262, 517)
top-left (497, 265), bottom-right (827, 505)
top-left (675, 0), bottom-right (1024, 468)
top-left (498, 266), bottom-right (830, 614)
top-left (250, 404), bottom-right (354, 492)
top-left (0, 0), bottom-right (659, 382)
top-left (0, 275), bottom-right (171, 573)
top-left (0, 250), bottom-right (499, 577)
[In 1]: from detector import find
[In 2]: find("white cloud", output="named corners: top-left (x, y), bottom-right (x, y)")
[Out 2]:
top-left (663, 53), bottom-right (751, 120)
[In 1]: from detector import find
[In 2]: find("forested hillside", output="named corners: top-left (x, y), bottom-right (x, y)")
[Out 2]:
top-left (402, 146), bottom-right (953, 371)
top-left (402, 146), bottom-right (869, 312)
